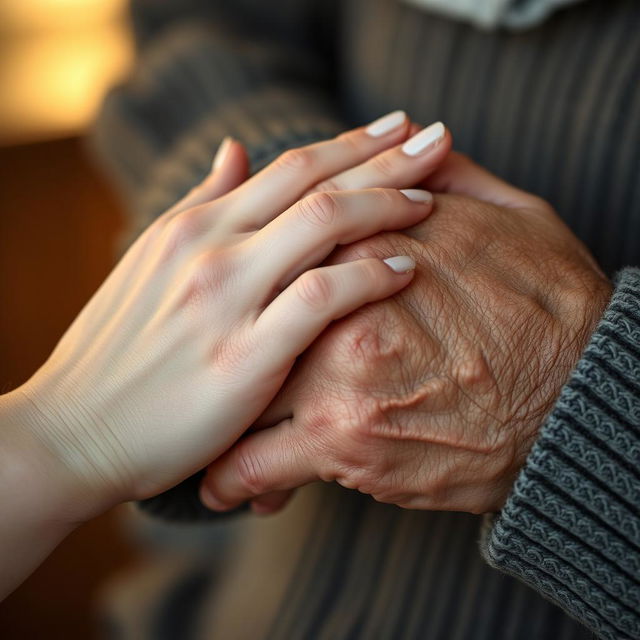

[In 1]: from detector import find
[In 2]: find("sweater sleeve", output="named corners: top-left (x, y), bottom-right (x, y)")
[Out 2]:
top-left (90, 0), bottom-right (344, 249)
top-left (481, 267), bottom-right (640, 640)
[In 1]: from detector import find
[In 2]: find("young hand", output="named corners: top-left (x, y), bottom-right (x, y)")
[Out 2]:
top-left (3, 115), bottom-right (451, 521)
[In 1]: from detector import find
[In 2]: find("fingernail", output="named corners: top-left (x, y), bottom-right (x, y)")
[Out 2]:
top-left (200, 484), bottom-right (227, 511)
top-left (212, 136), bottom-right (233, 171)
top-left (383, 255), bottom-right (416, 273)
top-left (400, 188), bottom-right (433, 203)
top-left (365, 110), bottom-right (406, 137)
top-left (402, 121), bottom-right (445, 156)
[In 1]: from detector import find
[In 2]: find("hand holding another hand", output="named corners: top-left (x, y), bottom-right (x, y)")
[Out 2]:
top-left (201, 153), bottom-right (612, 515)
top-left (2, 114), bottom-right (452, 523)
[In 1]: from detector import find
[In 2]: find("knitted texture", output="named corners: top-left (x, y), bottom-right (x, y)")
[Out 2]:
top-left (482, 267), bottom-right (640, 640)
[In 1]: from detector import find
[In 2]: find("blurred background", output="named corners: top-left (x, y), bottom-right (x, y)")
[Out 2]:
top-left (0, 0), bottom-right (137, 636)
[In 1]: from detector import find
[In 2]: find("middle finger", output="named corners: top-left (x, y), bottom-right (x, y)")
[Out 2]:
top-left (242, 187), bottom-right (433, 299)
top-left (308, 121), bottom-right (449, 195)
top-left (216, 110), bottom-right (412, 230)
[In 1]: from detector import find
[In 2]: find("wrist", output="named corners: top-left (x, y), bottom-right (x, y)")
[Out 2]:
top-left (0, 384), bottom-right (116, 529)
top-left (493, 276), bottom-right (613, 511)
top-left (0, 387), bottom-right (112, 598)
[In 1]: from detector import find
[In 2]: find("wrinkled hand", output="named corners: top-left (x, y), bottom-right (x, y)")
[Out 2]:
top-left (201, 154), bottom-right (612, 515)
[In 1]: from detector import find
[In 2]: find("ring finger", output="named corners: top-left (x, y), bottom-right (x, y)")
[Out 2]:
top-left (243, 187), bottom-right (433, 298)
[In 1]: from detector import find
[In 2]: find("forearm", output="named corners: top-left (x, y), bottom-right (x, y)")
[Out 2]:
top-left (0, 389), bottom-right (104, 599)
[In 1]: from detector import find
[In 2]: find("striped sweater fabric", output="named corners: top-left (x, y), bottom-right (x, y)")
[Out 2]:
top-left (91, 0), bottom-right (640, 638)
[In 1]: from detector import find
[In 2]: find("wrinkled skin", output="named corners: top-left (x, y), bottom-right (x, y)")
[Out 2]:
top-left (203, 156), bottom-right (613, 514)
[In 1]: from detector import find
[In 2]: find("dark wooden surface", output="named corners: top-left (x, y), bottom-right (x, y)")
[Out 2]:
top-left (0, 138), bottom-right (136, 639)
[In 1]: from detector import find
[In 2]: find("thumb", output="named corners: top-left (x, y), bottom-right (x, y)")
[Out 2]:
top-left (420, 152), bottom-right (544, 210)
top-left (199, 419), bottom-right (317, 512)
top-left (172, 137), bottom-right (250, 214)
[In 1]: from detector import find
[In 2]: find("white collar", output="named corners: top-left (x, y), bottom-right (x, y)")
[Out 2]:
top-left (402, 0), bottom-right (586, 30)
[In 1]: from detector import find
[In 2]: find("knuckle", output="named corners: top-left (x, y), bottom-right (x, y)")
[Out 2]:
top-left (302, 403), bottom-right (379, 472)
top-left (561, 279), bottom-right (597, 315)
top-left (234, 447), bottom-right (268, 496)
top-left (334, 463), bottom-right (378, 493)
top-left (212, 332), bottom-right (258, 378)
top-left (454, 349), bottom-right (496, 393)
top-left (298, 191), bottom-right (339, 228)
top-left (296, 269), bottom-right (334, 310)
top-left (307, 311), bottom-right (396, 390)
top-left (302, 415), bottom-right (342, 470)
top-left (276, 147), bottom-right (315, 173)
top-left (160, 209), bottom-right (202, 260)
top-left (186, 248), bottom-right (233, 294)
top-left (342, 312), bottom-right (399, 369)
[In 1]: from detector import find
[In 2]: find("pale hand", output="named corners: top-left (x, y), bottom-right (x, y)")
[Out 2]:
top-left (2, 114), bottom-right (452, 520)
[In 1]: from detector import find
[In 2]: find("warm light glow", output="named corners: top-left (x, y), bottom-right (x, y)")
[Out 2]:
top-left (0, 0), bottom-right (134, 144)
top-left (0, 0), bottom-right (129, 31)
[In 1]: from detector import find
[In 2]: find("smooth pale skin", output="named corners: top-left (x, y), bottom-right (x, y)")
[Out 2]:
top-left (0, 114), bottom-right (454, 599)
top-left (201, 153), bottom-right (613, 516)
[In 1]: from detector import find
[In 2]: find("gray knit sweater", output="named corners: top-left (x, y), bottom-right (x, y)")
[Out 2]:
top-left (92, 1), bottom-right (640, 638)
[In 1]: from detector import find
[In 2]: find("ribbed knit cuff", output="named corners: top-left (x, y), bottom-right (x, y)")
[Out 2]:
top-left (481, 267), bottom-right (640, 640)
top-left (90, 21), bottom-right (344, 247)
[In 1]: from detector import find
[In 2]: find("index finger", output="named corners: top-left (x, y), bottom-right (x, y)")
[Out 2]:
top-left (199, 419), bottom-right (317, 511)
top-left (218, 110), bottom-right (411, 229)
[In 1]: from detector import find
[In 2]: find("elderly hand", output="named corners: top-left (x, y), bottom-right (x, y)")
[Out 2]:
top-left (201, 153), bottom-right (613, 515)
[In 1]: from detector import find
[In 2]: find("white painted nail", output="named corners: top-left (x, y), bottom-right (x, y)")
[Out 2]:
top-left (212, 136), bottom-right (233, 171)
top-left (365, 110), bottom-right (406, 137)
top-left (400, 189), bottom-right (433, 203)
top-left (402, 121), bottom-right (445, 156)
top-left (383, 255), bottom-right (416, 273)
